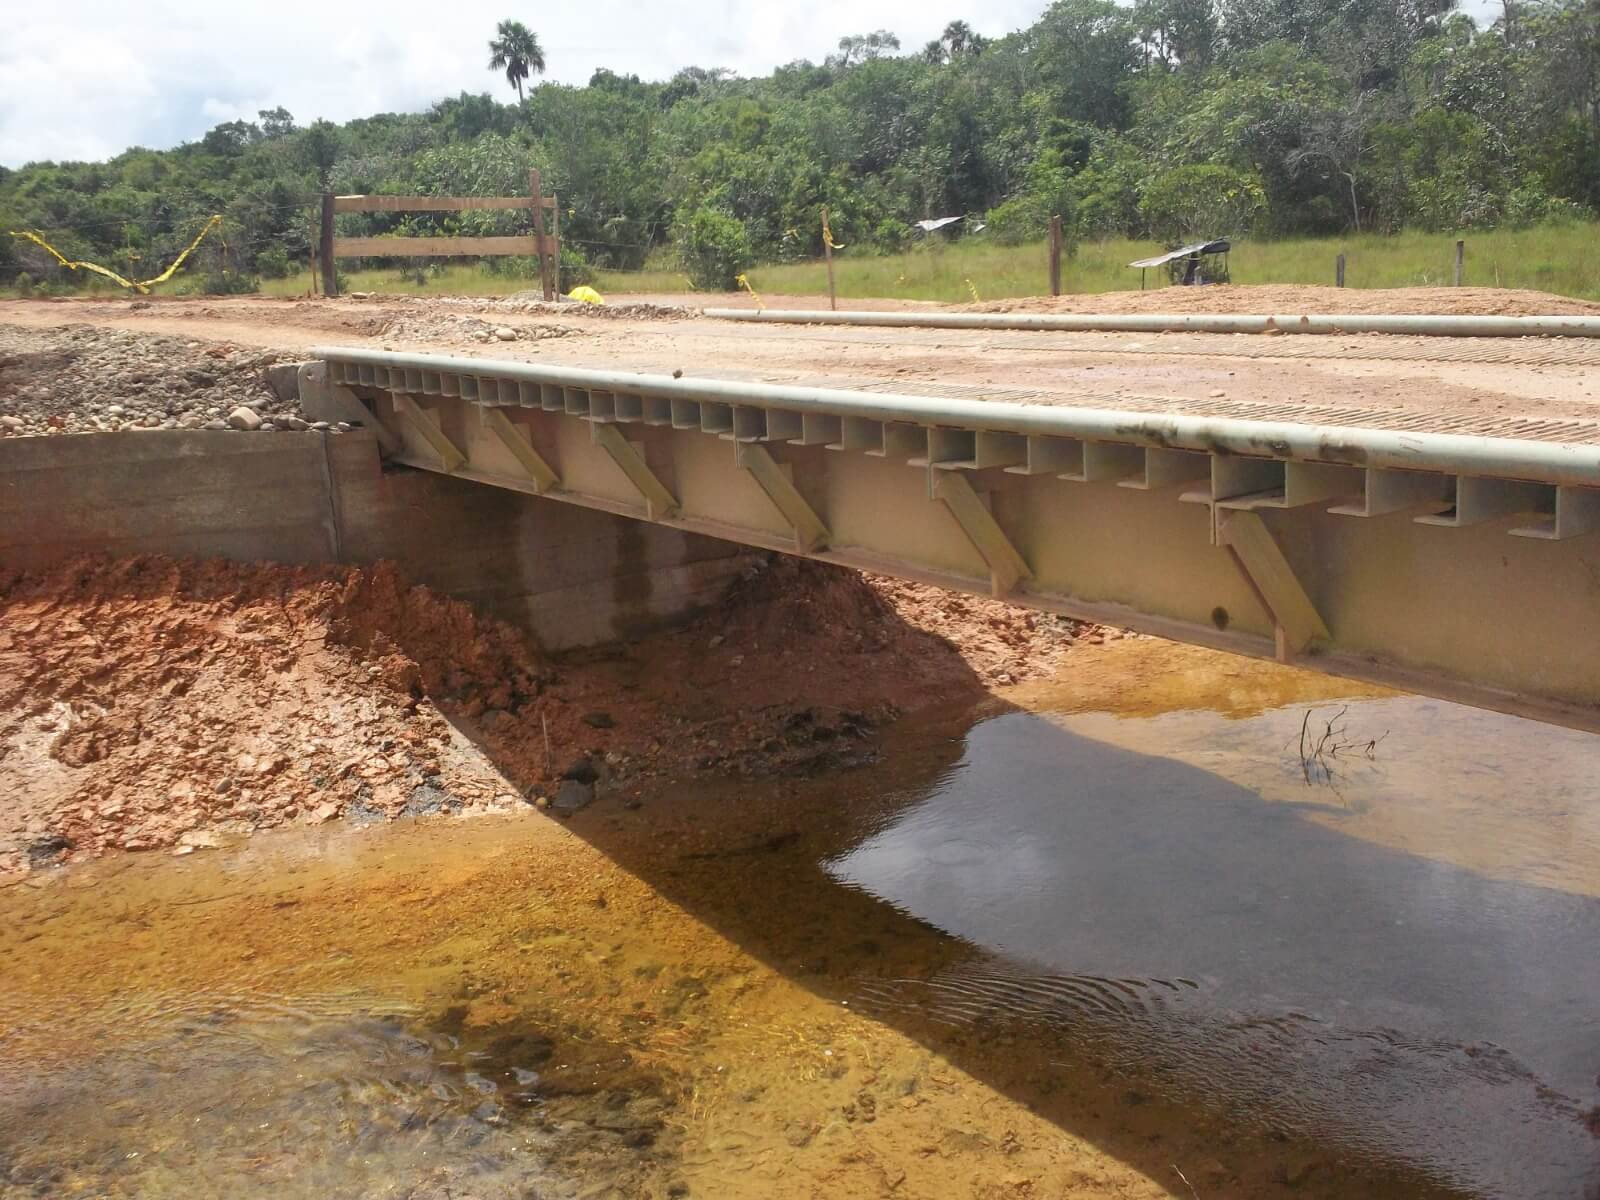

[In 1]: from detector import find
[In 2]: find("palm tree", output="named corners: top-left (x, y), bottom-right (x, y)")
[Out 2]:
top-left (487, 20), bottom-right (546, 102)
top-left (941, 20), bottom-right (986, 58)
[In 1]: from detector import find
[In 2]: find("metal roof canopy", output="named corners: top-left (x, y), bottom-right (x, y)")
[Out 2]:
top-left (1128, 239), bottom-right (1232, 269)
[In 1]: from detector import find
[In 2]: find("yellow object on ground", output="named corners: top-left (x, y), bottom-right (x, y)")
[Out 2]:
top-left (567, 285), bottom-right (604, 305)
top-left (8, 216), bottom-right (223, 294)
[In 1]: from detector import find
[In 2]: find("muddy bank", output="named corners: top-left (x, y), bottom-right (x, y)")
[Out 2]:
top-left (0, 554), bottom-right (1108, 881)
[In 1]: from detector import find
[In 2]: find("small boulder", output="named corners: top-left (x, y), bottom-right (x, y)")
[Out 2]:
top-left (226, 405), bottom-right (263, 431)
top-left (261, 363), bottom-right (301, 403)
top-left (553, 779), bottom-right (595, 814)
top-left (276, 415), bottom-right (310, 431)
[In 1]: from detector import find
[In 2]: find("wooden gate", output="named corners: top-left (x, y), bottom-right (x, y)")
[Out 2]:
top-left (319, 169), bottom-right (559, 299)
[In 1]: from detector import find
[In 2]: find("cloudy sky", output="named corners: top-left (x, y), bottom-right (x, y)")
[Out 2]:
top-left (0, 0), bottom-right (1500, 168)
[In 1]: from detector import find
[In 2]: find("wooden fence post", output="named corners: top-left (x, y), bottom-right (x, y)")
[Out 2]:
top-left (550, 194), bottom-right (560, 297)
top-left (822, 206), bottom-right (837, 311)
top-left (1048, 215), bottom-right (1063, 297)
top-left (1336, 253), bottom-right (1346, 288)
top-left (320, 192), bottom-right (337, 298)
top-left (1454, 239), bottom-right (1465, 287)
top-left (530, 170), bottom-right (553, 301)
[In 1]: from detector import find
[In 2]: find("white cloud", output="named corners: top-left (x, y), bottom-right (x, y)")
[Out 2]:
top-left (0, 0), bottom-right (1043, 166)
top-left (0, 0), bottom-right (1503, 168)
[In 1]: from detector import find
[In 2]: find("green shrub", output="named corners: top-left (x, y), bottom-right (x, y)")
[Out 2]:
top-left (871, 217), bottom-right (915, 252)
top-left (483, 254), bottom-right (541, 279)
top-left (558, 245), bottom-right (594, 292)
top-left (13, 271), bottom-right (32, 297)
top-left (675, 206), bottom-right (753, 291)
top-left (1139, 164), bottom-right (1267, 243)
top-left (255, 245), bottom-right (293, 279)
top-left (201, 272), bottom-right (260, 295)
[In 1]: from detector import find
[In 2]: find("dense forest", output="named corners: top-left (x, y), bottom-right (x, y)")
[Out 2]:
top-left (2, 0), bottom-right (1598, 291)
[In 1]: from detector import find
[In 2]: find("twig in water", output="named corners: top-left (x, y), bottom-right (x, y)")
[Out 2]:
top-left (542, 713), bottom-right (551, 775)
top-left (1295, 705), bottom-right (1388, 789)
top-left (1172, 1163), bottom-right (1201, 1199)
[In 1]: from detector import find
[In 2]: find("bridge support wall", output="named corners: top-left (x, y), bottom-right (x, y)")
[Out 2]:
top-left (0, 430), bottom-right (749, 650)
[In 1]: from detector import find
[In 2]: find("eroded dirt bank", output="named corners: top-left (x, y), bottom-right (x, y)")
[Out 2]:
top-left (0, 554), bottom-right (1109, 882)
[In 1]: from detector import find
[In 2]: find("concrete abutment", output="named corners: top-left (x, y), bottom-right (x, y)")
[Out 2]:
top-left (0, 430), bottom-right (749, 651)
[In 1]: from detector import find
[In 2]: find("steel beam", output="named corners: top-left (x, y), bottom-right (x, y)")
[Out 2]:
top-left (933, 471), bottom-right (1032, 597)
top-left (590, 421), bottom-right (677, 519)
top-left (391, 393), bottom-right (464, 472)
top-left (481, 408), bottom-right (559, 492)
top-left (1219, 510), bottom-right (1330, 659)
top-left (736, 443), bottom-right (829, 551)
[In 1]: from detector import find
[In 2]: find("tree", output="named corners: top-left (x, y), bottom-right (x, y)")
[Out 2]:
top-left (923, 20), bottom-right (988, 64)
top-left (1031, 0), bottom-right (1139, 128)
top-left (1134, 0), bottom-right (1219, 70)
top-left (828, 30), bottom-right (901, 69)
top-left (487, 20), bottom-right (546, 102)
top-left (1287, 91), bottom-right (1382, 229)
top-left (1139, 163), bottom-right (1267, 240)
top-left (300, 120), bottom-right (340, 189)
top-left (257, 107), bottom-right (296, 139)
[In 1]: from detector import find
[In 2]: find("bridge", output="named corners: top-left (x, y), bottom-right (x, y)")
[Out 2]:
top-left (305, 340), bottom-right (1600, 733)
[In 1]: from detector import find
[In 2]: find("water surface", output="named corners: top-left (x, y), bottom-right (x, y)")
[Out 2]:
top-left (3, 642), bottom-right (1597, 1198)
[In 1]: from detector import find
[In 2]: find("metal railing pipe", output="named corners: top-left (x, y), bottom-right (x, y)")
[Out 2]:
top-left (314, 346), bottom-right (1600, 488)
top-left (701, 308), bottom-right (1600, 339)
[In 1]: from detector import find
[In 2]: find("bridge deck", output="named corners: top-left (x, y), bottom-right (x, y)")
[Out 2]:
top-left (463, 315), bottom-right (1600, 431)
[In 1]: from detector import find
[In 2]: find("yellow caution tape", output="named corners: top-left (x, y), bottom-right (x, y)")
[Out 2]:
top-left (965, 277), bottom-right (981, 303)
top-left (822, 211), bottom-right (845, 251)
top-left (7, 216), bottom-right (223, 294)
top-left (735, 272), bottom-right (765, 311)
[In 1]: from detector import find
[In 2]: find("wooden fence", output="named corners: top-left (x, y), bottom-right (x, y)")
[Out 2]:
top-left (318, 170), bottom-right (559, 299)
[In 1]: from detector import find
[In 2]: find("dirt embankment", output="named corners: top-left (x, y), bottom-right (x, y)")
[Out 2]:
top-left (0, 555), bottom-right (1112, 882)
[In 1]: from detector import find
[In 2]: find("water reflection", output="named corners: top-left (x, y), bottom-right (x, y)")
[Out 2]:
top-left (829, 704), bottom-right (1600, 1199)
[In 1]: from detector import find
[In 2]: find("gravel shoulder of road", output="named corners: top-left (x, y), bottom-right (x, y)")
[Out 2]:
top-left (0, 323), bottom-right (309, 436)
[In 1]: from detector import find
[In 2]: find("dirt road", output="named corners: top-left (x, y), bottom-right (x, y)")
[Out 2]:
top-left (5, 284), bottom-right (1600, 433)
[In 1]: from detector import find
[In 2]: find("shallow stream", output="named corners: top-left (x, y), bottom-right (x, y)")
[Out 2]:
top-left (2, 641), bottom-right (1596, 1198)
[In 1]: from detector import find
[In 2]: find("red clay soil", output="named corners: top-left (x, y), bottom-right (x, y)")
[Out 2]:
top-left (0, 555), bottom-right (1106, 881)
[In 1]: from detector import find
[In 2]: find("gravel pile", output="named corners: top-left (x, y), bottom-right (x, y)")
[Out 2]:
top-left (0, 324), bottom-right (313, 436)
top-left (372, 310), bottom-right (581, 346)
top-left (362, 293), bottom-right (700, 322)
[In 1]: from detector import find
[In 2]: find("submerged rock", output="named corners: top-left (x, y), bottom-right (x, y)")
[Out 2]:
top-left (553, 779), bottom-right (594, 814)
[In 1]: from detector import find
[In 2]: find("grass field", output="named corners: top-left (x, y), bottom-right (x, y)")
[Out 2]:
top-left (236, 222), bottom-right (1600, 303)
top-left (255, 264), bottom-right (548, 298)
